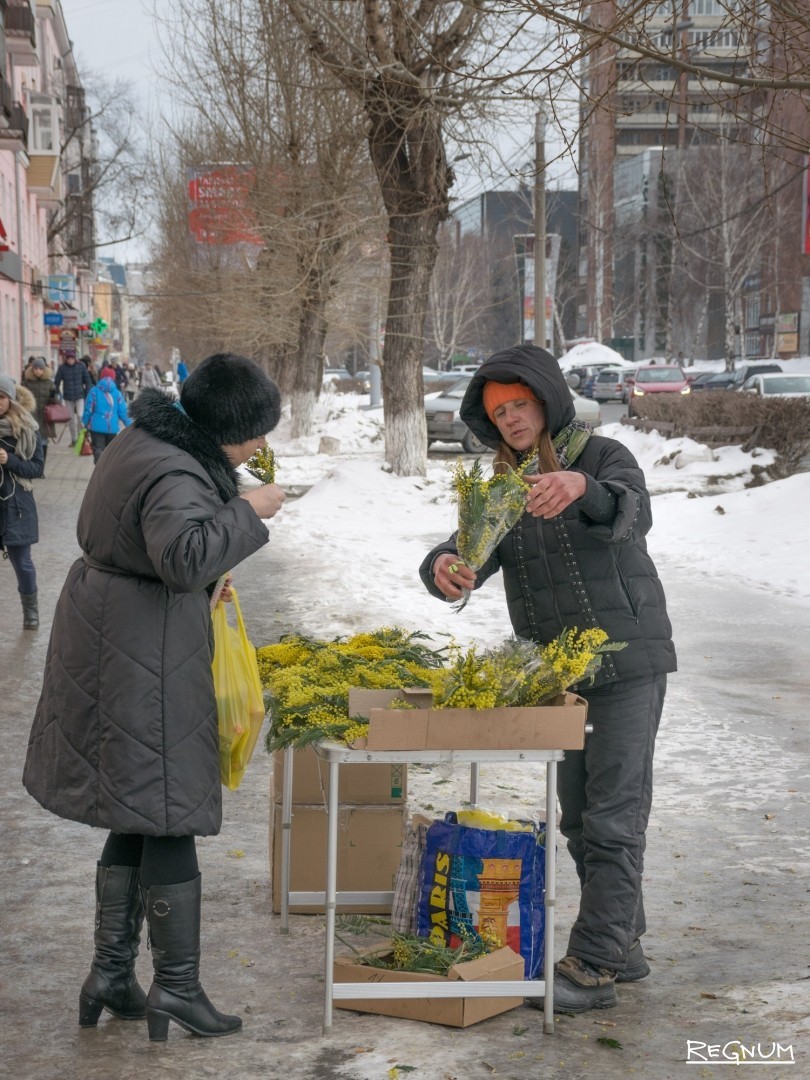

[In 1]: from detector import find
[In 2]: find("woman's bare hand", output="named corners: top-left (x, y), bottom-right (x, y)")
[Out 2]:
top-left (432, 553), bottom-right (477, 600)
top-left (219, 574), bottom-right (234, 603)
top-left (240, 483), bottom-right (286, 520)
top-left (524, 471), bottom-right (586, 519)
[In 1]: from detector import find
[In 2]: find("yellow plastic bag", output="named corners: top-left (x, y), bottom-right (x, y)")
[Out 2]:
top-left (211, 587), bottom-right (266, 790)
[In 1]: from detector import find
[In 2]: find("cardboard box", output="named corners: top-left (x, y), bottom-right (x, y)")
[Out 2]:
top-left (270, 803), bottom-right (405, 914)
top-left (348, 688), bottom-right (587, 751)
top-left (334, 945), bottom-right (525, 1026)
top-left (272, 744), bottom-right (406, 805)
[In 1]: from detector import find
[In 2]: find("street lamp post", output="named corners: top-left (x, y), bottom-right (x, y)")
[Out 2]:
top-left (534, 108), bottom-right (547, 349)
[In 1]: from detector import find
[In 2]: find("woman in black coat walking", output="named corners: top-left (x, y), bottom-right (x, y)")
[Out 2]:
top-left (420, 345), bottom-right (676, 1014)
top-left (0, 376), bottom-right (44, 629)
top-left (24, 354), bottom-right (285, 1041)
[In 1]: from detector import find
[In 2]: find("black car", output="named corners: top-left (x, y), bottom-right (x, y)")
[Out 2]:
top-left (690, 370), bottom-right (737, 391)
top-left (729, 362), bottom-right (782, 390)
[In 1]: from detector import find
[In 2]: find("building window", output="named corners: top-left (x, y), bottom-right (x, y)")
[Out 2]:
top-left (689, 0), bottom-right (725, 15)
top-left (745, 293), bottom-right (760, 329)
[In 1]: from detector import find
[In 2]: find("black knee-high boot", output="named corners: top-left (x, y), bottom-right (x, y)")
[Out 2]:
top-left (142, 875), bottom-right (241, 1041)
top-left (79, 864), bottom-right (147, 1026)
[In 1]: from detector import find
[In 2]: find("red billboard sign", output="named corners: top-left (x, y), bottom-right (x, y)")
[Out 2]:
top-left (187, 165), bottom-right (264, 247)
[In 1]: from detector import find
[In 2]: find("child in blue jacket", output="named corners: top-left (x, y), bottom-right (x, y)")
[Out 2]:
top-left (82, 366), bottom-right (131, 463)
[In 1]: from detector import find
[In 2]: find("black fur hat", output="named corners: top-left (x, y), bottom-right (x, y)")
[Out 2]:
top-left (180, 353), bottom-right (281, 445)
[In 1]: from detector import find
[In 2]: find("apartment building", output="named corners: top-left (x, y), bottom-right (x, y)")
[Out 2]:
top-left (579, 1), bottom-right (809, 361)
top-left (0, 0), bottom-right (96, 379)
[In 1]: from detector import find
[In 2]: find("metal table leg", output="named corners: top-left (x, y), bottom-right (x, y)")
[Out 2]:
top-left (323, 758), bottom-right (340, 1033)
top-left (469, 761), bottom-right (480, 806)
top-left (280, 746), bottom-right (294, 934)
top-left (544, 760), bottom-right (556, 1033)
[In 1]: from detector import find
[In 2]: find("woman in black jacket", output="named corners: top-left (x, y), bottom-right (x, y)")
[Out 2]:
top-left (0, 377), bottom-right (44, 629)
top-left (420, 345), bottom-right (676, 1014)
top-left (24, 354), bottom-right (285, 1042)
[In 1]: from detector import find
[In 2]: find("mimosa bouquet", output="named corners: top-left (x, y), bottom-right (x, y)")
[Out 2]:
top-left (433, 629), bottom-right (627, 708)
top-left (245, 445), bottom-right (276, 484)
top-left (450, 457), bottom-right (536, 612)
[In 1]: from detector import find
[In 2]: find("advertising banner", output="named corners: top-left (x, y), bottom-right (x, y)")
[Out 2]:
top-left (187, 165), bottom-right (264, 248)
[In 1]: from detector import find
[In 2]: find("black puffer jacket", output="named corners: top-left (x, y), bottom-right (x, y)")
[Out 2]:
top-left (419, 345), bottom-right (676, 687)
top-left (24, 390), bottom-right (269, 836)
top-left (54, 361), bottom-right (91, 401)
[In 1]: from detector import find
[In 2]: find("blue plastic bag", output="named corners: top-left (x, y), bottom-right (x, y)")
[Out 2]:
top-left (416, 812), bottom-right (546, 978)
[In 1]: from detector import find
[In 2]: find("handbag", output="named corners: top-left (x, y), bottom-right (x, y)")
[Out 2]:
top-left (43, 401), bottom-right (70, 424)
top-left (211, 587), bottom-right (266, 790)
top-left (74, 428), bottom-right (87, 456)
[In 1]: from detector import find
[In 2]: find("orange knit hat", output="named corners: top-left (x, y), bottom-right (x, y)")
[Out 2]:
top-left (482, 380), bottom-right (537, 421)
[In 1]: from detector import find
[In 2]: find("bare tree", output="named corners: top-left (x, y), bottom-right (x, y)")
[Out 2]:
top-left (671, 139), bottom-right (785, 365)
top-left (283, 0), bottom-right (549, 476)
top-left (151, 0), bottom-right (378, 436)
top-left (49, 73), bottom-right (148, 261)
top-left (425, 228), bottom-right (494, 368)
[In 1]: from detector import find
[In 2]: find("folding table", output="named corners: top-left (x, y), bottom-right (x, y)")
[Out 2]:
top-left (277, 741), bottom-right (566, 1034)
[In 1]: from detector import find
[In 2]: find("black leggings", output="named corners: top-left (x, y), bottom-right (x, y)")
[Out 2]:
top-left (100, 832), bottom-right (198, 888)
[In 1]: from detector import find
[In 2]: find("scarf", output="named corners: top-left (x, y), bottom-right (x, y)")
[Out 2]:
top-left (553, 419), bottom-right (592, 468)
top-left (0, 412), bottom-right (39, 494)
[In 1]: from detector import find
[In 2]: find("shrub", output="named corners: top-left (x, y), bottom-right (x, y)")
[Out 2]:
top-left (628, 391), bottom-right (810, 475)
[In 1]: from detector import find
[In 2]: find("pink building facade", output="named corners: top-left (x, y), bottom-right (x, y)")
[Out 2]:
top-left (0, 0), bottom-right (95, 380)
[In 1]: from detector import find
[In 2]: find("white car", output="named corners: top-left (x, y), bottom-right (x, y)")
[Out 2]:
top-left (741, 373), bottom-right (810, 399)
top-left (426, 376), bottom-right (600, 454)
top-left (571, 389), bottom-right (602, 426)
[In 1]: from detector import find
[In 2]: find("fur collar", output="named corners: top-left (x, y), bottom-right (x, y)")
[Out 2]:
top-left (130, 389), bottom-right (239, 502)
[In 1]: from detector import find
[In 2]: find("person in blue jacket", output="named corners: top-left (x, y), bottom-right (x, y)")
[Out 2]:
top-left (82, 366), bottom-right (131, 463)
top-left (0, 376), bottom-right (45, 629)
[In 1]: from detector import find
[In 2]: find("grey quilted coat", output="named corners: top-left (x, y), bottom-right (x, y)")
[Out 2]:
top-left (23, 391), bottom-right (270, 836)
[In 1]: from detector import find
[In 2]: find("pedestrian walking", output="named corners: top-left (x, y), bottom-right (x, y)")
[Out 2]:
top-left (82, 366), bottom-right (131, 463)
top-left (24, 353), bottom-right (285, 1042)
top-left (176, 359), bottom-right (189, 387)
top-left (22, 357), bottom-right (57, 473)
top-left (80, 354), bottom-right (98, 386)
top-left (419, 344), bottom-right (677, 1014)
top-left (54, 354), bottom-right (92, 445)
top-left (125, 363), bottom-right (138, 403)
top-left (139, 362), bottom-right (162, 390)
top-left (0, 375), bottom-right (44, 629)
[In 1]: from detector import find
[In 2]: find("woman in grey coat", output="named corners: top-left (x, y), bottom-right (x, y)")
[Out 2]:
top-left (420, 344), bottom-right (676, 1014)
top-left (24, 353), bottom-right (285, 1042)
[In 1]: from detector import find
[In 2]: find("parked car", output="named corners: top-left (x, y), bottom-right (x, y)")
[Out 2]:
top-left (741, 372), bottom-right (810, 398)
top-left (426, 376), bottom-right (600, 453)
top-left (564, 361), bottom-right (628, 391)
top-left (686, 371), bottom-right (722, 390)
top-left (690, 369), bottom-right (737, 391)
top-left (422, 367), bottom-right (451, 384)
top-left (322, 367), bottom-right (353, 389)
top-left (591, 368), bottom-right (634, 403)
top-left (627, 365), bottom-right (690, 416)
top-left (729, 361), bottom-right (782, 390)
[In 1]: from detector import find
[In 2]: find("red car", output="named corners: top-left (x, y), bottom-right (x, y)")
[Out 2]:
top-left (627, 366), bottom-right (690, 415)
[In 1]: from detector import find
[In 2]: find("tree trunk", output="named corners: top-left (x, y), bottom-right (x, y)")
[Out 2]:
top-left (380, 211), bottom-right (439, 476)
top-left (290, 296), bottom-right (328, 439)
